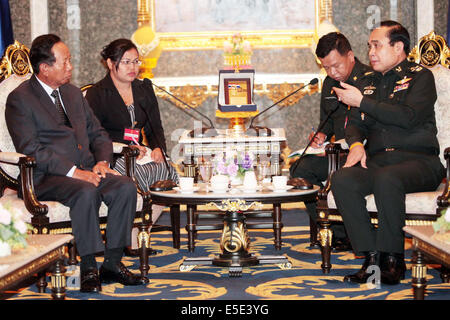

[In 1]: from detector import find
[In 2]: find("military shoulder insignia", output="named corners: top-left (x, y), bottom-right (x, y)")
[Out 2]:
top-left (410, 66), bottom-right (423, 72)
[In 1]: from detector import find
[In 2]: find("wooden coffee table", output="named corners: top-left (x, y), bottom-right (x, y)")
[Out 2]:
top-left (403, 225), bottom-right (450, 300)
top-left (150, 184), bottom-right (318, 276)
top-left (0, 234), bottom-right (73, 300)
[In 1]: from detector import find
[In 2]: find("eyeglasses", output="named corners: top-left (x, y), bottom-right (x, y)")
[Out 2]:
top-left (120, 59), bottom-right (142, 66)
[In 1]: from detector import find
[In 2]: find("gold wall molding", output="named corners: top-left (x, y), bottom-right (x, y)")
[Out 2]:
top-left (139, 0), bottom-right (333, 51)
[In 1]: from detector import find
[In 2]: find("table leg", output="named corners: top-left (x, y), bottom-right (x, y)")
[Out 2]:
top-left (170, 204), bottom-right (181, 249)
top-left (412, 250), bottom-right (427, 300)
top-left (36, 271), bottom-right (47, 293)
top-left (51, 258), bottom-right (66, 300)
top-left (186, 204), bottom-right (196, 252)
top-left (273, 203), bottom-right (283, 250)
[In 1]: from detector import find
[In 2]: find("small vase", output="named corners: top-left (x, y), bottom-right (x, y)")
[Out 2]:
top-left (230, 175), bottom-right (243, 186)
top-left (0, 240), bottom-right (11, 257)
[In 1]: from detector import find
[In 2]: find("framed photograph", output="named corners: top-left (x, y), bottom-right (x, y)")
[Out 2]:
top-left (143, 0), bottom-right (333, 50)
top-left (224, 78), bottom-right (251, 105)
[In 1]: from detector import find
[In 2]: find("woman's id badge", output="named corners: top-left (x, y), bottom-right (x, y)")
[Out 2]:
top-left (124, 128), bottom-right (140, 145)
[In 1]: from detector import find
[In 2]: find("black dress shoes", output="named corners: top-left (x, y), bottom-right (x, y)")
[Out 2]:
top-left (344, 251), bottom-right (379, 284)
top-left (99, 262), bottom-right (149, 286)
top-left (80, 267), bottom-right (102, 293)
top-left (380, 252), bottom-right (406, 285)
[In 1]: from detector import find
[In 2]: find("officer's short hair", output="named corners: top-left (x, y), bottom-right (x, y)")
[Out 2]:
top-left (379, 20), bottom-right (410, 55)
top-left (316, 32), bottom-right (352, 59)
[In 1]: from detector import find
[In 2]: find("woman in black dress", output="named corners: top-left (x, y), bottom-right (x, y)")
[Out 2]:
top-left (85, 39), bottom-right (178, 251)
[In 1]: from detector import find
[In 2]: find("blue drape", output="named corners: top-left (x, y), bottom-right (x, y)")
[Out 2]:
top-left (447, 0), bottom-right (450, 42)
top-left (0, 0), bottom-right (14, 57)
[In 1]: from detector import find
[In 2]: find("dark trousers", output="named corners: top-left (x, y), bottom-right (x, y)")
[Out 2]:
top-left (331, 150), bottom-right (445, 255)
top-left (290, 154), bottom-right (347, 239)
top-left (35, 173), bottom-right (137, 257)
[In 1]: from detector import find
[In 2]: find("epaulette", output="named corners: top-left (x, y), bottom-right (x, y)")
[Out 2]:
top-left (408, 65), bottom-right (424, 73)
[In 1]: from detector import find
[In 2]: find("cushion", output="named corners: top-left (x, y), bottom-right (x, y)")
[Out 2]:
top-left (327, 183), bottom-right (445, 215)
top-left (0, 73), bottom-right (32, 179)
top-left (0, 190), bottom-right (143, 224)
top-left (430, 65), bottom-right (450, 166)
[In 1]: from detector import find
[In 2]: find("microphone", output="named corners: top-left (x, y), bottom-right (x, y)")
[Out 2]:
top-left (289, 96), bottom-right (340, 174)
top-left (146, 79), bottom-right (218, 138)
top-left (247, 78), bottom-right (319, 137)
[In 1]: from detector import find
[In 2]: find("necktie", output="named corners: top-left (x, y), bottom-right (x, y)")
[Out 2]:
top-left (51, 89), bottom-right (71, 127)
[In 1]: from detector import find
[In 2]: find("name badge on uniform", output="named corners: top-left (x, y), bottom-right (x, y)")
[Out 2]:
top-left (124, 128), bottom-right (140, 145)
top-left (363, 85), bottom-right (376, 95)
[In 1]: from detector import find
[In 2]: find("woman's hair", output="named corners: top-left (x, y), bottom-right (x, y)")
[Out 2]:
top-left (100, 38), bottom-right (138, 70)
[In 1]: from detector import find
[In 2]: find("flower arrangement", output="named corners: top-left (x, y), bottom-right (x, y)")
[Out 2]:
top-left (0, 202), bottom-right (32, 257)
top-left (433, 208), bottom-right (450, 234)
top-left (212, 148), bottom-right (255, 181)
top-left (223, 33), bottom-right (252, 69)
top-left (223, 33), bottom-right (252, 56)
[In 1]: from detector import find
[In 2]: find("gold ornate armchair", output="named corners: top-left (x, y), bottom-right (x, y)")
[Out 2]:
top-left (0, 41), bottom-right (153, 288)
top-left (316, 31), bottom-right (450, 276)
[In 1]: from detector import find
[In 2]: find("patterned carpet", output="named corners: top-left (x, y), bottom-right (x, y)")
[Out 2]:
top-left (2, 207), bottom-right (450, 301)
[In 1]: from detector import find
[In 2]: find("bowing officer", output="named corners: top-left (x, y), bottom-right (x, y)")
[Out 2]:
top-left (290, 32), bottom-right (371, 251)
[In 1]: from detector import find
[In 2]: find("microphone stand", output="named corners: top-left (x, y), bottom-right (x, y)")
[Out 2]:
top-left (247, 78), bottom-right (319, 137)
top-left (150, 80), bottom-right (218, 138)
top-left (290, 98), bottom-right (340, 174)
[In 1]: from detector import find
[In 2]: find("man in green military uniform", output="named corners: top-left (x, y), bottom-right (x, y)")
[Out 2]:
top-left (290, 32), bottom-right (371, 251)
top-left (332, 21), bottom-right (445, 285)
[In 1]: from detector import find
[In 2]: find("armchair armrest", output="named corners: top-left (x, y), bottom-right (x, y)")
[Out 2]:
top-left (17, 156), bottom-right (49, 222)
top-left (0, 151), bottom-right (27, 164)
top-left (113, 142), bottom-right (128, 155)
top-left (318, 143), bottom-right (349, 199)
top-left (117, 144), bottom-right (151, 202)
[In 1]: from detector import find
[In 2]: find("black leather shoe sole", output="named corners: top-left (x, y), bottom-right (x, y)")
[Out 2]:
top-left (80, 268), bottom-right (102, 293)
top-left (99, 264), bottom-right (148, 286)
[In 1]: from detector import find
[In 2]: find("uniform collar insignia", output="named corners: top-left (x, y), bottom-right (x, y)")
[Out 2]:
top-left (364, 71), bottom-right (374, 76)
top-left (396, 76), bottom-right (412, 84)
top-left (395, 66), bottom-right (402, 72)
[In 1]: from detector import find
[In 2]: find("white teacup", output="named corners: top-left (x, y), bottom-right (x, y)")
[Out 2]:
top-left (272, 175), bottom-right (287, 190)
top-left (210, 175), bottom-right (229, 192)
top-left (179, 177), bottom-right (194, 191)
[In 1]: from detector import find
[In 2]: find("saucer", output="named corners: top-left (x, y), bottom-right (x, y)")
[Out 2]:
top-left (236, 185), bottom-right (262, 193)
top-left (267, 185), bottom-right (294, 192)
top-left (174, 186), bottom-right (199, 193)
top-left (210, 188), bottom-right (229, 193)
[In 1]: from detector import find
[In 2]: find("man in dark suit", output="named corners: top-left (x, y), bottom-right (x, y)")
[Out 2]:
top-left (290, 32), bottom-right (371, 251)
top-left (5, 34), bottom-right (146, 293)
